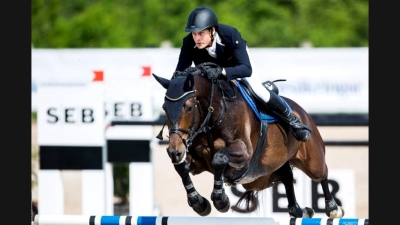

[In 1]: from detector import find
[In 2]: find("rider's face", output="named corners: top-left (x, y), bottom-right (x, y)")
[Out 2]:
top-left (192, 28), bottom-right (213, 49)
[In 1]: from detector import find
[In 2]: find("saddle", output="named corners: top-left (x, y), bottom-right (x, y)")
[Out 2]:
top-left (235, 78), bottom-right (287, 123)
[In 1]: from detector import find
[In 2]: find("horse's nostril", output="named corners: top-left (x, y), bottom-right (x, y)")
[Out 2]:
top-left (167, 149), bottom-right (179, 158)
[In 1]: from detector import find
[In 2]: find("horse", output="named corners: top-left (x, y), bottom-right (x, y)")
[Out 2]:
top-left (152, 65), bottom-right (345, 219)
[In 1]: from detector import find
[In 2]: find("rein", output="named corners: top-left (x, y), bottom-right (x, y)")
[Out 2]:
top-left (195, 79), bottom-right (226, 157)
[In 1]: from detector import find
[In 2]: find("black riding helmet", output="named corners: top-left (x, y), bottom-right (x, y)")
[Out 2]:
top-left (185, 6), bottom-right (218, 32)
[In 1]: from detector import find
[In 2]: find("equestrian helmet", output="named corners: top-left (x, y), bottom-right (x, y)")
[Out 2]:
top-left (185, 6), bottom-right (218, 32)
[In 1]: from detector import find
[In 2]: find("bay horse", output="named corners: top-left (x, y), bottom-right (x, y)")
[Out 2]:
top-left (152, 65), bottom-right (345, 218)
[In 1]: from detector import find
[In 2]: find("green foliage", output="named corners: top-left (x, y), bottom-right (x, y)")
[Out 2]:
top-left (31, 0), bottom-right (368, 48)
top-left (32, 145), bottom-right (39, 187)
top-left (32, 112), bottom-right (37, 122)
top-left (295, 0), bottom-right (369, 47)
top-left (113, 163), bottom-right (130, 204)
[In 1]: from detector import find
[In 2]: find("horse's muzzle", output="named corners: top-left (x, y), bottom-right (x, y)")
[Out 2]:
top-left (167, 147), bottom-right (187, 164)
top-left (167, 133), bottom-right (188, 164)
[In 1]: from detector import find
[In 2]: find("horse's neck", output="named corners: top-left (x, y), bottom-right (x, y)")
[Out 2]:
top-left (194, 75), bottom-right (213, 99)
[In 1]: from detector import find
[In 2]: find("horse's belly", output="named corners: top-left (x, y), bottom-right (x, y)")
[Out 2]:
top-left (224, 166), bottom-right (269, 186)
top-left (241, 174), bottom-right (275, 191)
top-left (236, 174), bottom-right (260, 184)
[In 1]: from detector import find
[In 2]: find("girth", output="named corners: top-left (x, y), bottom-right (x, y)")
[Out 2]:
top-left (222, 79), bottom-right (274, 186)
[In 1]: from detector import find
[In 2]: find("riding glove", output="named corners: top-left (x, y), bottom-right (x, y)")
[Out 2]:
top-left (198, 62), bottom-right (224, 80)
top-left (205, 67), bottom-right (223, 80)
top-left (184, 66), bottom-right (199, 73)
top-left (172, 71), bottom-right (185, 78)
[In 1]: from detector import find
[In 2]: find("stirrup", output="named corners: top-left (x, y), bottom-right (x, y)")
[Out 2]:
top-left (289, 117), bottom-right (312, 142)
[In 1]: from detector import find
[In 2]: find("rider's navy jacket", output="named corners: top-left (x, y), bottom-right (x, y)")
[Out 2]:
top-left (175, 23), bottom-right (252, 81)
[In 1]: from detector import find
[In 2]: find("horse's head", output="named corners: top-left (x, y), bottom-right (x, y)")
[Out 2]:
top-left (153, 69), bottom-right (206, 164)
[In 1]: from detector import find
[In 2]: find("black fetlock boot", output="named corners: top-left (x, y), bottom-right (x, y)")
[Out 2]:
top-left (265, 92), bottom-right (311, 142)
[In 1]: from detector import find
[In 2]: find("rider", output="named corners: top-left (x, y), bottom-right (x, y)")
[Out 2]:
top-left (174, 6), bottom-right (311, 142)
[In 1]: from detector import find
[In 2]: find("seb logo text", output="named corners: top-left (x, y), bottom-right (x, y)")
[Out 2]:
top-left (105, 102), bottom-right (143, 119)
top-left (46, 102), bottom-right (144, 123)
top-left (47, 107), bottom-right (95, 123)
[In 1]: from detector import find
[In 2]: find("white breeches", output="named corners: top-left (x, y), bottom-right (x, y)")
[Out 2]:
top-left (244, 46), bottom-right (271, 103)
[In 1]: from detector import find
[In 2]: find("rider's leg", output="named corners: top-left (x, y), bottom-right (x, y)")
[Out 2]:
top-left (244, 47), bottom-right (311, 142)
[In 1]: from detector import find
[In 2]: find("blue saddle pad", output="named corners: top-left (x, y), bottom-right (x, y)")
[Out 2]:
top-left (235, 80), bottom-right (278, 123)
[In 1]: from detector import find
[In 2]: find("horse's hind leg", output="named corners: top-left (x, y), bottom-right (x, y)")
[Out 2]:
top-left (278, 162), bottom-right (315, 218)
top-left (174, 162), bottom-right (211, 216)
top-left (320, 178), bottom-right (345, 218)
top-left (295, 158), bottom-right (345, 218)
top-left (210, 150), bottom-right (230, 213)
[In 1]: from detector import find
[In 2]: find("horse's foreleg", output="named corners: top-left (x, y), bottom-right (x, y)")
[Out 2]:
top-left (174, 162), bottom-right (211, 216)
top-left (210, 150), bottom-right (231, 213)
top-left (278, 162), bottom-right (315, 218)
top-left (320, 178), bottom-right (345, 218)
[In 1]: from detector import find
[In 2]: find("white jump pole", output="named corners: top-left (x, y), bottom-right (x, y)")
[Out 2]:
top-left (34, 215), bottom-right (279, 225)
top-left (34, 215), bottom-right (370, 225)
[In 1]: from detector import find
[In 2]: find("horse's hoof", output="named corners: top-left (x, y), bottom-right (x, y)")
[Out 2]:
top-left (288, 203), bottom-right (303, 218)
top-left (192, 197), bottom-right (212, 216)
top-left (213, 196), bottom-right (230, 213)
top-left (302, 207), bottom-right (315, 218)
top-left (328, 206), bottom-right (345, 218)
top-left (325, 198), bottom-right (345, 218)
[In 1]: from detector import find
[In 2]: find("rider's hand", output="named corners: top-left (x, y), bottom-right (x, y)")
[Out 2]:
top-left (184, 66), bottom-right (198, 73)
top-left (172, 71), bottom-right (185, 78)
top-left (205, 67), bottom-right (223, 79)
top-left (198, 62), bottom-right (224, 80)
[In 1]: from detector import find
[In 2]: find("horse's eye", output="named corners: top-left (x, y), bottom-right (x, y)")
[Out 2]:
top-left (187, 105), bottom-right (193, 112)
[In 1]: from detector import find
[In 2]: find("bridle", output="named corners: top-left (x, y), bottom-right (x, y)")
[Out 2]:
top-left (167, 91), bottom-right (202, 150)
top-left (158, 78), bottom-right (229, 157)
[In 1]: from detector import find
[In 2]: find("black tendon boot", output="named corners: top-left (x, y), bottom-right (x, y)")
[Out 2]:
top-left (265, 92), bottom-right (311, 142)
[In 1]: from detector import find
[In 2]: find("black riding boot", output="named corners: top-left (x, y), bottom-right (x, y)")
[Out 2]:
top-left (265, 92), bottom-right (311, 142)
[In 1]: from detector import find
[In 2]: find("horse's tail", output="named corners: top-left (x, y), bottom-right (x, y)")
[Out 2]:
top-left (231, 190), bottom-right (259, 213)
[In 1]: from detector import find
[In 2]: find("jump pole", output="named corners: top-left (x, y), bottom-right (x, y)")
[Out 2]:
top-left (33, 215), bottom-right (278, 225)
top-left (34, 215), bottom-right (369, 225)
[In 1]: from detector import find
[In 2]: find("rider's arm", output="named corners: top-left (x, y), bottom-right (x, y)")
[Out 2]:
top-left (221, 28), bottom-right (252, 81)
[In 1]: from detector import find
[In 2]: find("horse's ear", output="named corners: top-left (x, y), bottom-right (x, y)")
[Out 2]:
top-left (152, 73), bottom-right (170, 89)
top-left (184, 72), bottom-right (194, 92)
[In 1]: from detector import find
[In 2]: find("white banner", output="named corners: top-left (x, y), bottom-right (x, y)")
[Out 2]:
top-left (32, 48), bottom-right (368, 114)
top-left (37, 77), bottom-right (105, 146)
